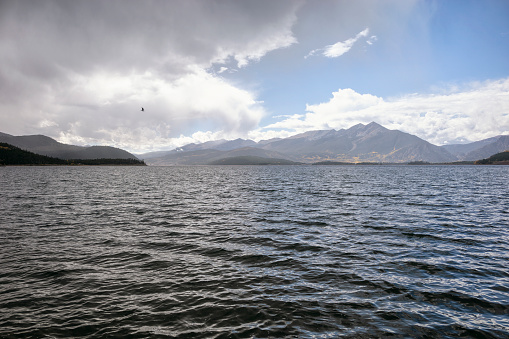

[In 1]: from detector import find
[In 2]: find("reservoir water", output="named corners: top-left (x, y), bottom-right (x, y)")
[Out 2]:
top-left (0, 165), bottom-right (508, 338)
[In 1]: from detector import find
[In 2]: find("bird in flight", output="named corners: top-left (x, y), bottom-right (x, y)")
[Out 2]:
top-left (141, 107), bottom-right (144, 112)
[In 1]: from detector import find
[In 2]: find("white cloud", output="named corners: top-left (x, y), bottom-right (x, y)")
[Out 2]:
top-left (306, 28), bottom-right (371, 58)
top-left (247, 128), bottom-right (295, 142)
top-left (324, 28), bottom-right (370, 57)
top-left (229, 22), bottom-right (298, 67)
top-left (1, 0), bottom-right (505, 154)
top-left (217, 67), bottom-right (228, 74)
top-left (0, 0), bottom-right (302, 152)
top-left (264, 78), bottom-right (509, 145)
top-left (366, 36), bottom-right (378, 45)
top-left (3, 67), bottom-right (267, 153)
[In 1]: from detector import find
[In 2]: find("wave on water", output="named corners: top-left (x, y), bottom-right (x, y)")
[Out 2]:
top-left (0, 165), bottom-right (508, 338)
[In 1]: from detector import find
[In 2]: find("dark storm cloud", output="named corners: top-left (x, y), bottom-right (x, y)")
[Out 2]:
top-left (0, 0), bottom-right (300, 77)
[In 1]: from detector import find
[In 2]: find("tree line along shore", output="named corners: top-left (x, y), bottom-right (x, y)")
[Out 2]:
top-left (0, 143), bottom-right (146, 166)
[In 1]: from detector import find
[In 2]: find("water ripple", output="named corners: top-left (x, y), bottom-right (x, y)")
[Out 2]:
top-left (1, 165), bottom-right (508, 338)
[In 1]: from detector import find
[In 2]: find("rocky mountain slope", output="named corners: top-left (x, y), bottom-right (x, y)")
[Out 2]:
top-left (442, 135), bottom-right (509, 161)
top-left (257, 122), bottom-right (454, 163)
top-left (142, 122), bottom-right (461, 165)
top-left (4, 122), bottom-right (506, 165)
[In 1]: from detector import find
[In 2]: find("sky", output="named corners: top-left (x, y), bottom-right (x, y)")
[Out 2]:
top-left (1, 0), bottom-right (509, 153)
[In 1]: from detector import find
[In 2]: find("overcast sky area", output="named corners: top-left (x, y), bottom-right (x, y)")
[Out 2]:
top-left (1, 0), bottom-right (509, 153)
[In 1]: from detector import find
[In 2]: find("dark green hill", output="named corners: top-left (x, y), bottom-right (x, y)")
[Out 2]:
top-left (143, 147), bottom-right (292, 166)
top-left (0, 143), bottom-right (146, 166)
top-left (0, 143), bottom-right (67, 165)
top-left (474, 151), bottom-right (509, 164)
top-left (0, 132), bottom-right (138, 160)
top-left (313, 161), bottom-right (354, 165)
top-left (208, 156), bottom-right (301, 165)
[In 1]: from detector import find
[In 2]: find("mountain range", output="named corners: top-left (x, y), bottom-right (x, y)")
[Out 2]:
top-left (0, 132), bottom-right (138, 160)
top-left (139, 122), bottom-right (509, 165)
top-left (1, 122), bottom-right (508, 165)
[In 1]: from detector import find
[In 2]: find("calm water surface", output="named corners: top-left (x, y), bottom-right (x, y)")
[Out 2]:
top-left (0, 165), bottom-right (508, 338)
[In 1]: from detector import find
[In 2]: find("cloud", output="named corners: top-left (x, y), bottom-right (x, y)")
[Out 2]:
top-left (263, 78), bottom-right (509, 145)
top-left (323, 28), bottom-right (370, 58)
top-left (1, 0), bottom-right (505, 153)
top-left (0, 0), bottom-right (302, 152)
top-left (366, 36), bottom-right (378, 45)
top-left (20, 67), bottom-right (267, 153)
top-left (306, 28), bottom-right (371, 58)
top-left (0, 0), bottom-right (301, 74)
top-left (217, 67), bottom-right (229, 74)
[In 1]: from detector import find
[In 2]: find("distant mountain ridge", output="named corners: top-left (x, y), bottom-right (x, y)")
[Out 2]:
top-left (139, 122), bottom-right (509, 165)
top-left (145, 146), bottom-right (290, 166)
top-left (3, 123), bottom-right (507, 165)
top-left (257, 122), bottom-right (453, 163)
top-left (0, 132), bottom-right (138, 160)
top-left (442, 135), bottom-right (509, 161)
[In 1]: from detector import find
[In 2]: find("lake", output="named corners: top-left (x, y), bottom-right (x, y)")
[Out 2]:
top-left (0, 165), bottom-right (508, 338)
